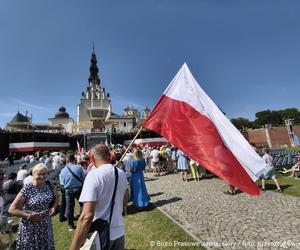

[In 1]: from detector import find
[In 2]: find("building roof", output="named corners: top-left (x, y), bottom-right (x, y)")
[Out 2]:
top-left (10, 112), bottom-right (30, 123)
top-left (110, 112), bottom-right (121, 118)
top-left (124, 106), bottom-right (138, 112)
top-left (54, 106), bottom-right (70, 119)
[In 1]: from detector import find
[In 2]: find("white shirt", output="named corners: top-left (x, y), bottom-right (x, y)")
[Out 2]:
top-left (262, 153), bottom-right (273, 168)
top-left (166, 147), bottom-right (172, 158)
top-left (150, 149), bottom-right (160, 163)
top-left (29, 158), bottom-right (35, 163)
top-left (17, 169), bottom-right (28, 182)
top-left (79, 164), bottom-right (127, 240)
top-left (23, 175), bottom-right (33, 185)
top-left (52, 155), bottom-right (61, 169)
top-left (190, 159), bottom-right (196, 165)
top-left (44, 157), bottom-right (52, 166)
top-left (122, 153), bottom-right (133, 173)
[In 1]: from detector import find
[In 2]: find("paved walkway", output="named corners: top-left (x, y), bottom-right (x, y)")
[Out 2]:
top-left (144, 172), bottom-right (300, 250)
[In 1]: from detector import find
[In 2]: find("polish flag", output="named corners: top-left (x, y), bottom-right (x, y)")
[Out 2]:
top-left (143, 63), bottom-right (265, 195)
top-left (77, 141), bottom-right (83, 155)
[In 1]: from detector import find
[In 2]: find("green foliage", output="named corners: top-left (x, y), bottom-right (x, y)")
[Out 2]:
top-left (254, 108), bottom-right (300, 127)
top-left (231, 117), bottom-right (253, 130)
top-left (284, 146), bottom-right (300, 152)
top-left (231, 108), bottom-right (300, 130)
top-left (254, 109), bottom-right (273, 127)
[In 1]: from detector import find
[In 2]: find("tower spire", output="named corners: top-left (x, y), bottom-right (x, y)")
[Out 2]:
top-left (88, 44), bottom-right (100, 86)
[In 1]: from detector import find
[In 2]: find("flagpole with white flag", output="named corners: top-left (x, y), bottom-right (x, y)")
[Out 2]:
top-left (143, 63), bottom-right (266, 195)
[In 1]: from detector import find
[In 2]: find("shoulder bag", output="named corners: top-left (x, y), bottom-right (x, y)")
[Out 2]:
top-left (67, 166), bottom-right (84, 183)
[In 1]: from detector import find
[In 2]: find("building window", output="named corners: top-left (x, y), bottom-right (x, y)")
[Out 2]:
top-left (124, 122), bottom-right (126, 127)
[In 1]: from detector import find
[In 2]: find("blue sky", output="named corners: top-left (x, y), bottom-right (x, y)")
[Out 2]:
top-left (0, 0), bottom-right (299, 128)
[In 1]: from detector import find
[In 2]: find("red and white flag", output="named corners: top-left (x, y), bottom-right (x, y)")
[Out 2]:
top-left (77, 141), bottom-right (83, 155)
top-left (143, 63), bottom-right (265, 195)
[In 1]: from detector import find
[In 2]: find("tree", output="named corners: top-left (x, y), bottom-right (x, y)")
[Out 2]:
top-left (280, 108), bottom-right (300, 124)
top-left (254, 110), bottom-right (272, 127)
top-left (231, 118), bottom-right (253, 130)
top-left (231, 108), bottom-right (300, 129)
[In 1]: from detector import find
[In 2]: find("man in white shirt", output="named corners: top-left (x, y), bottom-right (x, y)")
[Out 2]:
top-left (22, 168), bottom-right (33, 185)
top-left (52, 154), bottom-right (61, 170)
top-left (122, 152), bottom-right (133, 179)
top-left (71, 144), bottom-right (128, 250)
top-left (44, 155), bottom-right (52, 167)
top-left (16, 164), bottom-right (28, 183)
top-left (150, 147), bottom-right (160, 176)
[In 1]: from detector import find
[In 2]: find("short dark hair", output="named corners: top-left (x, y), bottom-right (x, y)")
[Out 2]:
top-left (8, 172), bottom-right (17, 180)
top-left (92, 144), bottom-right (110, 161)
top-left (66, 153), bottom-right (76, 163)
top-left (115, 152), bottom-right (122, 161)
top-left (20, 164), bottom-right (27, 169)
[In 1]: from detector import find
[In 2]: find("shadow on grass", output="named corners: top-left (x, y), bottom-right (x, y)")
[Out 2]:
top-left (263, 183), bottom-right (292, 191)
top-left (126, 203), bottom-right (156, 215)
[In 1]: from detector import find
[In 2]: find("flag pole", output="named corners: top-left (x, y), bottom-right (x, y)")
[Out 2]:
top-left (119, 126), bottom-right (144, 162)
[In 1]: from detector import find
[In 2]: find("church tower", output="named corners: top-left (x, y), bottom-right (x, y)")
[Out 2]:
top-left (77, 46), bottom-right (111, 134)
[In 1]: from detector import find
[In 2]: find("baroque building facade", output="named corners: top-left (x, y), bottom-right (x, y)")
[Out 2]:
top-left (4, 48), bottom-right (151, 141)
top-left (48, 106), bottom-right (74, 134)
top-left (76, 48), bottom-right (151, 136)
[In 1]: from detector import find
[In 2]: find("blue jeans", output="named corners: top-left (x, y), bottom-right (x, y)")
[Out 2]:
top-left (65, 187), bottom-right (82, 227)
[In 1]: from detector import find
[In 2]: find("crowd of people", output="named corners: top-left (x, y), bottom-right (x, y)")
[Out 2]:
top-left (0, 143), bottom-right (299, 249)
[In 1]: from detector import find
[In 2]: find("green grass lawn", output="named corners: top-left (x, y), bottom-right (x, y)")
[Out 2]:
top-left (124, 204), bottom-right (204, 250)
top-left (3, 203), bottom-right (204, 250)
top-left (256, 170), bottom-right (300, 197)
